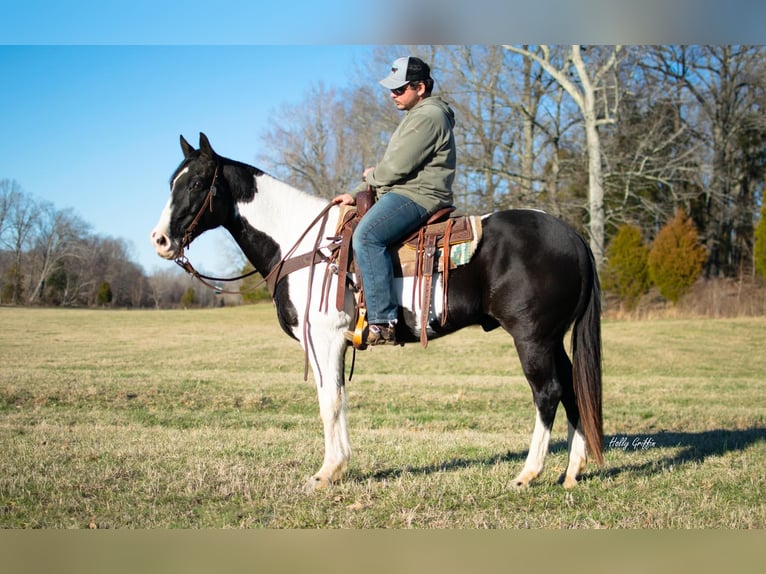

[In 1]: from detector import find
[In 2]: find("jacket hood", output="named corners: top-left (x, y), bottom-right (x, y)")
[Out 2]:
top-left (418, 96), bottom-right (455, 127)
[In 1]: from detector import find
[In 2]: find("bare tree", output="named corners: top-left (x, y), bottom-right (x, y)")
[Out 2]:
top-left (258, 82), bottom-right (393, 199)
top-left (594, 47), bottom-right (704, 238)
top-left (1, 180), bottom-right (158, 307)
top-left (0, 184), bottom-right (38, 304)
top-left (0, 179), bottom-right (20, 236)
top-left (504, 45), bottom-right (623, 266)
top-left (148, 268), bottom-right (179, 309)
top-left (643, 45), bottom-right (766, 277)
top-left (147, 267), bottom-right (194, 309)
top-left (437, 46), bottom-right (585, 222)
top-left (81, 236), bottom-right (145, 307)
top-left (435, 46), bottom-right (520, 212)
top-left (27, 203), bottom-right (90, 304)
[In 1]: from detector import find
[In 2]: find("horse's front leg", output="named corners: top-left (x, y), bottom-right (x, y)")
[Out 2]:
top-left (304, 319), bottom-right (352, 491)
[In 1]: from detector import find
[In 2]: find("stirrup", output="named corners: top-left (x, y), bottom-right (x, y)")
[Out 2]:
top-left (344, 308), bottom-right (368, 350)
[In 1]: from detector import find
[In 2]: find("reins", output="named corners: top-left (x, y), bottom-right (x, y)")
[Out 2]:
top-left (174, 257), bottom-right (261, 295)
top-left (174, 163), bottom-right (262, 294)
top-left (175, 199), bottom-right (337, 296)
top-left (174, 182), bottom-right (349, 382)
top-left (174, 163), bottom-right (336, 295)
top-left (180, 164), bottom-right (220, 251)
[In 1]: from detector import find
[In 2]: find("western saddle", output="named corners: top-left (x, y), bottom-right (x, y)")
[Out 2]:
top-left (332, 188), bottom-right (479, 349)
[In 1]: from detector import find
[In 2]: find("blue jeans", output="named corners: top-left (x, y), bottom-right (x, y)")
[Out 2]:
top-left (353, 192), bottom-right (430, 324)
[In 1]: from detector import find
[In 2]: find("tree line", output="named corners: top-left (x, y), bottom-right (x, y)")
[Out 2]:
top-left (0, 178), bottom-right (228, 308)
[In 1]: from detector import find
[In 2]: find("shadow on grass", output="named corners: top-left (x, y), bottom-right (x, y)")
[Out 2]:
top-left (584, 426), bottom-right (766, 483)
top-left (358, 426), bottom-right (766, 484)
top-left (365, 447), bottom-right (532, 482)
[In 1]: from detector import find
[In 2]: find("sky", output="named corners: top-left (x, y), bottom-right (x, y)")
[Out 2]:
top-left (1, 43), bottom-right (375, 275)
top-left (1, 0), bottom-right (762, 276)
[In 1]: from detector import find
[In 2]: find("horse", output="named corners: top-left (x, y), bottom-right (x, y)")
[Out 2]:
top-left (150, 133), bottom-right (603, 490)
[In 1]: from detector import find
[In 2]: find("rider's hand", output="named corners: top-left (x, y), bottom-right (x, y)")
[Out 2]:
top-left (333, 193), bottom-right (355, 206)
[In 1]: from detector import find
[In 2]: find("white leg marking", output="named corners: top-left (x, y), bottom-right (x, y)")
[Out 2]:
top-left (513, 408), bottom-right (551, 488)
top-left (563, 421), bottom-right (587, 489)
top-left (300, 292), bottom-right (353, 490)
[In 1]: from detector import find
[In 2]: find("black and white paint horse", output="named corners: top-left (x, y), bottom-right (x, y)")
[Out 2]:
top-left (151, 133), bottom-right (603, 490)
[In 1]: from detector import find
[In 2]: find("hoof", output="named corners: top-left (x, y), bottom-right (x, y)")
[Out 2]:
top-left (562, 474), bottom-right (578, 489)
top-left (560, 460), bottom-right (586, 489)
top-left (305, 475), bottom-right (332, 493)
top-left (511, 470), bottom-right (538, 489)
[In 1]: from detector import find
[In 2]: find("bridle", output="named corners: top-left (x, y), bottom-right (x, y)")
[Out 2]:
top-left (171, 163), bottom-right (363, 381)
top-left (171, 161), bottom-right (346, 381)
top-left (179, 163), bottom-right (220, 252)
top-left (173, 161), bottom-right (337, 298)
top-left (174, 162), bottom-right (263, 293)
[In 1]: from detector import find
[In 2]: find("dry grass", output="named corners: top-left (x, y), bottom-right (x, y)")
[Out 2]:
top-left (604, 276), bottom-right (766, 320)
top-left (1, 305), bottom-right (764, 528)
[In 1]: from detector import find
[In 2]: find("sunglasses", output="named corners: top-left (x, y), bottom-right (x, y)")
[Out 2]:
top-left (390, 84), bottom-right (411, 96)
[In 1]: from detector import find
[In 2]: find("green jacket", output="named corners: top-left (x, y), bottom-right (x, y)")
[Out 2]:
top-left (355, 96), bottom-right (456, 214)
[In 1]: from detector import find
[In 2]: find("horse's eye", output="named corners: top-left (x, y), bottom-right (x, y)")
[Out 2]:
top-left (191, 179), bottom-right (202, 190)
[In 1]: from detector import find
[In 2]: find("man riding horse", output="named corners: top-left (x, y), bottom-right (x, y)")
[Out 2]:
top-left (334, 56), bottom-right (456, 347)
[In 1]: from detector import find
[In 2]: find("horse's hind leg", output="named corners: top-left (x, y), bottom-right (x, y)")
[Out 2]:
top-left (556, 343), bottom-right (588, 489)
top-left (511, 340), bottom-right (562, 488)
top-left (513, 404), bottom-right (555, 488)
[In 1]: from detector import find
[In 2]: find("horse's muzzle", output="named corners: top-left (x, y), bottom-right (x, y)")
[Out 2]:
top-left (150, 229), bottom-right (179, 260)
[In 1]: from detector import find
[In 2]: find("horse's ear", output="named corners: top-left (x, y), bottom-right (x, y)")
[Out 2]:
top-left (199, 132), bottom-right (216, 158)
top-left (180, 135), bottom-right (195, 158)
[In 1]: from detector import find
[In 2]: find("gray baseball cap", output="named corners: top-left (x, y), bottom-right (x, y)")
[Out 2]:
top-left (379, 56), bottom-right (431, 89)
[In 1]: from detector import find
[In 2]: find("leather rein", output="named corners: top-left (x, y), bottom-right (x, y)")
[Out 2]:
top-left (174, 166), bottom-right (262, 294)
top-left (173, 164), bottom-right (335, 297)
top-left (172, 167), bottom-right (347, 382)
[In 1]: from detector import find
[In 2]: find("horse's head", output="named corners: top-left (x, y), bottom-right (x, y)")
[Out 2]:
top-left (150, 133), bottom-right (230, 260)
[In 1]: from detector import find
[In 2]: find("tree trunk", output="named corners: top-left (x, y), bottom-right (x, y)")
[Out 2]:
top-left (504, 45), bottom-right (620, 269)
top-left (584, 109), bottom-right (605, 266)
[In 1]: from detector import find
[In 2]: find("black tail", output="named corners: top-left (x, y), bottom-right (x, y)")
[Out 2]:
top-left (571, 248), bottom-right (604, 465)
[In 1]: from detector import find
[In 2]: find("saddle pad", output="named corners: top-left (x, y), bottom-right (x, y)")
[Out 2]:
top-left (334, 204), bottom-right (357, 235)
top-left (393, 215), bottom-right (483, 277)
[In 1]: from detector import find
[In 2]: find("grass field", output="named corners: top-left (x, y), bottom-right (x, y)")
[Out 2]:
top-left (1, 305), bottom-right (764, 528)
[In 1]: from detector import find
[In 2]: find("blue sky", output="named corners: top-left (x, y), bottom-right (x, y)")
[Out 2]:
top-left (0, 44), bottom-right (377, 275)
top-left (1, 1), bottom-right (762, 276)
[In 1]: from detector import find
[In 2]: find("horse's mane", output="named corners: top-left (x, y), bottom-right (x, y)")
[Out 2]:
top-left (220, 155), bottom-right (265, 203)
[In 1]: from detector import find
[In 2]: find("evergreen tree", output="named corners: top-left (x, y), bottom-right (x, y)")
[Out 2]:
top-left (602, 224), bottom-right (650, 311)
top-left (181, 287), bottom-right (196, 309)
top-left (754, 204), bottom-right (766, 280)
top-left (648, 209), bottom-right (707, 304)
top-left (96, 281), bottom-right (112, 306)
